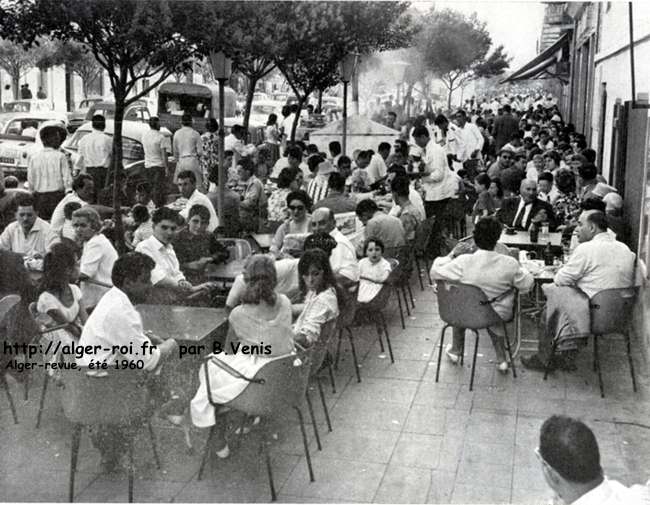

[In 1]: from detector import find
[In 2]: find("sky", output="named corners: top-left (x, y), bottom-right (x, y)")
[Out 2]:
top-left (412, 0), bottom-right (546, 70)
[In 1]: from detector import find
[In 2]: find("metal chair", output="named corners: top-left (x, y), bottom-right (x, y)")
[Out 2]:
top-left (443, 199), bottom-right (467, 240)
top-left (57, 363), bottom-right (161, 502)
top-left (412, 218), bottom-right (436, 291)
top-left (334, 284), bottom-right (362, 383)
top-left (197, 348), bottom-right (315, 501)
top-left (385, 257), bottom-right (407, 329)
top-left (0, 294), bottom-right (22, 424)
top-left (434, 280), bottom-right (517, 391)
top-left (216, 238), bottom-right (253, 261)
top-left (306, 319), bottom-right (338, 451)
top-left (543, 287), bottom-right (638, 398)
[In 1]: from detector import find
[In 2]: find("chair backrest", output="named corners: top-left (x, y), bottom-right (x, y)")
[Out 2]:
top-left (435, 280), bottom-right (504, 329)
top-left (216, 238), bottom-right (253, 261)
top-left (590, 287), bottom-right (638, 336)
top-left (57, 363), bottom-right (151, 425)
top-left (0, 294), bottom-right (21, 324)
top-left (310, 318), bottom-right (338, 376)
top-left (337, 284), bottom-right (359, 327)
top-left (224, 349), bottom-right (312, 417)
top-left (413, 217), bottom-right (436, 256)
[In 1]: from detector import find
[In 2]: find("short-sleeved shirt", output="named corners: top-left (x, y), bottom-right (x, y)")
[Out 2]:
top-left (135, 235), bottom-right (185, 285)
top-left (80, 232), bottom-right (118, 308)
top-left (0, 218), bottom-right (56, 258)
top-left (142, 128), bottom-right (167, 168)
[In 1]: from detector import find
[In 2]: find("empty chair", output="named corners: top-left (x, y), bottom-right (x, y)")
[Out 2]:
top-left (435, 280), bottom-right (517, 391)
top-left (543, 287), bottom-right (638, 398)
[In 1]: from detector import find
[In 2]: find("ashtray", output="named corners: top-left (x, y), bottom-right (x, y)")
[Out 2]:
top-left (504, 228), bottom-right (517, 235)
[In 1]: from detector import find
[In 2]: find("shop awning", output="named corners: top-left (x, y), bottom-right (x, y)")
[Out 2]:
top-left (501, 32), bottom-right (571, 83)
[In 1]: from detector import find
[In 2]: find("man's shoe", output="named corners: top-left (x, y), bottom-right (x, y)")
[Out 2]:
top-left (521, 354), bottom-right (554, 372)
top-left (445, 344), bottom-right (460, 365)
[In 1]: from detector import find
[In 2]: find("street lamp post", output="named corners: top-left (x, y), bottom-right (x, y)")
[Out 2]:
top-left (209, 51), bottom-right (232, 225)
top-left (339, 53), bottom-right (358, 157)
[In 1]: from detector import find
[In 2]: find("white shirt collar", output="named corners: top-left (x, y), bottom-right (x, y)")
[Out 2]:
top-left (149, 235), bottom-right (172, 252)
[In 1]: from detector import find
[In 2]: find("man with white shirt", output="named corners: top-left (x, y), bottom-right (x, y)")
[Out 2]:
top-left (412, 125), bottom-right (456, 220)
top-left (135, 207), bottom-right (214, 304)
top-left (453, 109), bottom-right (484, 162)
top-left (536, 415), bottom-right (650, 505)
top-left (50, 174), bottom-right (94, 237)
top-left (175, 170), bottom-right (219, 232)
top-left (522, 210), bottom-right (641, 372)
top-left (310, 208), bottom-right (360, 287)
top-left (366, 145), bottom-right (388, 185)
top-left (173, 113), bottom-right (203, 187)
top-left (27, 124), bottom-right (72, 220)
top-left (74, 114), bottom-right (112, 199)
top-left (0, 192), bottom-right (56, 258)
top-left (142, 116), bottom-right (169, 207)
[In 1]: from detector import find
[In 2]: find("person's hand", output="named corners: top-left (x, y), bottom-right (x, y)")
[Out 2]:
top-left (531, 209), bottom-right (548, 223)
top-left (450, 240), bottom-right (475, 258)
top-left (178, 280), bottom-right (193, 291)
top-left (199, 257), bottom-right (213, 268)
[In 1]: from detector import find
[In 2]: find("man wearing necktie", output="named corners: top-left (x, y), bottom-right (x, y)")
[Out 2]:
top-left (498, 179), bottom-right (557, 231)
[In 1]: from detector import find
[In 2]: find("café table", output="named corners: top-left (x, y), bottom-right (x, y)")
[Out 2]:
top-left (137, 304), bottom-right (228, 343)
top-left (250, 233), bottom-right (272, 252)
top-left (499, 230), bottom-right (562, 249)
top-left (205, 258), bottom-right (247, 283)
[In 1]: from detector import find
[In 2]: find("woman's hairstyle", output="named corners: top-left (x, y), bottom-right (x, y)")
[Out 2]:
top-left (363, 237), bottom-right (385, 255)
top-left (63, 201), bottom-right (82, 220)
top-left (475, 173), bottom-right (491, 189)
top-left (131, 204), bottom-right (150, 225)
top-left (286, 189), bottom-right (312, 212)
top-left (544, 150), bottom-right (561, 165)
top-left (554, 169), bottom-right (576, 194)
top-left (238, 156), bottom-right (256, 176)
top-left (40, 241), bottom-right (79, 295)
top-left (489, 178), bottom-right (503, 198)
top-left (277, 166), bottom-right (299, 189)
top-left (241, 254), bottom-right (277, 306)
top-left (72, 206), bottom-right (102, 231)
top-left (298, 248), bottom-right (337, 295)
top-left (304, 232), bottom-right (338, 257)
top-left (188, 204), bottom-right (210, 223)
top-left (266, 113), bottom-right (277, 126)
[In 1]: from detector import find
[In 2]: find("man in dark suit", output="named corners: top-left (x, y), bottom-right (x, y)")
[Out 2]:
top-left (492, 104), bottom-right (520, 152)
top-left (497, 179), bottom-right (557, 231)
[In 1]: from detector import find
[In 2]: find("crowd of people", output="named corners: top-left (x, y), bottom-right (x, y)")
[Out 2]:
top-left (1, 88), bottom-right (648, 500)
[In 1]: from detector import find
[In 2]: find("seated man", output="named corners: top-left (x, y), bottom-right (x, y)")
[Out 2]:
top-left (431, 217), bottom-right (533, 372)
top-left (174, 170), bottom-right (219, 232)
top-left (497, 179), bottom-right (557, 231)
top-left (50, 174), bottom-right (94, 237)
top-left (76, 252), bottom-right (180, 471)
top-left (310, 208), bottom-right (360, 288)
top-left (173, 204), bottom-right (228, 284)
top-left (537, 415), bottom-right (650, 504)
top-left (355, 199), bottom-right (406, 259)
top-left (135, 207), bottom-right (215, 304)
top-left (522, 210), bottom-right (641, 371)
top-left (314, 172), bottom-right (357, 214)
top-left (0, 192), bottom-right (56, 258)
top-left (390, 174), bottom-right (422, 242)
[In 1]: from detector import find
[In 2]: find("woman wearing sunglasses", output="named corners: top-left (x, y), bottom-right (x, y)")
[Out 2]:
top-left (269, 189), bottom-right (312, 258)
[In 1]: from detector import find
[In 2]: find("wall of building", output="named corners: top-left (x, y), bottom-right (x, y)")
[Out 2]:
top-left (591, 2), bottom-right (650, 182)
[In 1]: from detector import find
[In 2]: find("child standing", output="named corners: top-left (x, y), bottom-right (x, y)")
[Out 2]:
top-left (357, 238), bottom-right (392, 303)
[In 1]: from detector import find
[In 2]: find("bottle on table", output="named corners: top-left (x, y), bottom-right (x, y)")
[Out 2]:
top-left (543, 241), bottom-right (554, 266)
top-left (529, 222), bottom-right (539, 243)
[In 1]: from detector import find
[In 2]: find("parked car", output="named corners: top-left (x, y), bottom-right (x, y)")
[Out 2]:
top-left (63, 119), bottom-right (174, 182)
top-left (0, 114), bottom-right (69, 181)
top-left (66, 96), bottom-right (106, 133)
top-left (84, 99), bottom-right (151, 123)
top-left (223, 117), bottom-right (266, 146)
top-left (2, 99), bottom-right (54, 114)
top-left (247, 99), bottom-right (283, 125)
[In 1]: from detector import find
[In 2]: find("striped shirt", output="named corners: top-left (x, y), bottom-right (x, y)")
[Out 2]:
top-left (27, 147), bottom-right (72, 193)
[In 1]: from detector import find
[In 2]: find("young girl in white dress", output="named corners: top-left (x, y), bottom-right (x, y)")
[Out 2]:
top-left (37, 241), bottom-right (87, 370)
top-left (357, 238), bottom-right (392, 304)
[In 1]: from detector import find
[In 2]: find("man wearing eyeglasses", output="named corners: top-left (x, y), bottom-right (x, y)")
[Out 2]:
top-left (536, 415), bottom-right (649, 505)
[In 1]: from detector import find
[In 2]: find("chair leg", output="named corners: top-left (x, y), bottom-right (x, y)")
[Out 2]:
top-left (407, 282), bottom-right (415, 309)
top-left (334, 330), bottom-right (343, 370)
top-left (305, 387), bottom-right (321, 451)
top-left (395, 288), bottom-right (405, 329)
top-left (1, 373), bottom-right (18, 424)
top-left (377, 322), bottom-right (385, 353)
top-left (327, 361), bottom-right (336, 394)
top-left (401, 286), bottom-right (411, 316)
top-left (294, 406), bottom-right (315, 482)
top-left (23, 355), bottom-right (29, 401)
top-left (469, 330), bottom-right (480, 392)
top-left (593, 335), bottom-right (605, 398)
top-left (460, 333), bottom-right (465, 367)
top-left (346, 328), bottom-right (361, 383)
top-left (425, 260), bottom-right (432, 285)
top-left (415, 257), bottom-right (424, 291)
top-left (624, 331), bottom-right (638, 393)
top-left (262, 430), bottom-right (277, 501)
top-left (379, 312), bottom-right (394, 364)
top-left (435, 325), bottom-right (449, 382)
top-left (36, 372), bottom-right (50, 429)
top-left (69, 424), bottom-right (82, 502)
top-left (543, 339), bottom-right (559, 381)
top-left (127, 436), bottom-right (134, 503)
top-left (316, 376), bottom-right (332, 432)
top-left (502, 323), bottom-right (517, 379)
top-left (197, 425), bottom-right (216, 480)
top-left (147, 421), bottom-right (161, 469)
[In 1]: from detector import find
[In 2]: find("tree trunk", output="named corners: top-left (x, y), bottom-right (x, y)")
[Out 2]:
top-left (352, 66), bottom-right (360, 115)
top-left (317, 89), bottom-right (323, 112)
top-left (11, 73), bottom-right (19, 100)
top-left (242, 76), bottom-right (257, 142)
top-left (290, 97), bottom-right (305, 143)
top-left (112, 92), bottom-right (126, 253)
top-left (446, 87), bottom-right (452, 111)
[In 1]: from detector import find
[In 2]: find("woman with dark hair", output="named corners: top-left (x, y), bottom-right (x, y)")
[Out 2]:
top-left (270, 189), bottom-right (312, 258)
top-left (291, 248), bottom-right (339, 348)
top-left (264, 113), bottom-right (280, 164)
top-left (267, 166), bottom-right (299, 225)
top-left (488, 178), bottom-right (504, 209)
top-left (190, 254), bottom-right (294, 457)
top-left (553, 169), bottom-right (581, 229)
top-left (37, 242), bottom-right (87, 369)
top-left (238, 156), bottom-right (265, 233)
top-left (472, 173), bottom-right (496, 221)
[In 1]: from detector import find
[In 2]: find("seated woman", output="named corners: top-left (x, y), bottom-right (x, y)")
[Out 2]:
top-left (270, 189), bottom-right (312, 258)
top-left (37, 241), bottom-right (88, 372)
top-left (267, 166), bottom-right (300, 230)
top-left (472, 173), bottom-right (497, 222)
top-left (190, 255), bottom-right (295, 458)
top-left (173, 204), bottom-right (228, 283)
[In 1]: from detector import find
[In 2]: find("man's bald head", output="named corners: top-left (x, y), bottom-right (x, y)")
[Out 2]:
top-left (520, 179), bottom-right (538, 203)
top-left (311, 207), bottom-right (336, 234)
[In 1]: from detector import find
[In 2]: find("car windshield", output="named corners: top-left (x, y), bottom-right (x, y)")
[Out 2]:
top-left (252, 104), bottom-right (277, 115)
top-left (4, 102), bottom-right (30, 113)
top-left (66, 130), bottom-right (144, 163)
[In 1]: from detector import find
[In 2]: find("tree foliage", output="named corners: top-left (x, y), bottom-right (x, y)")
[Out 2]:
top-left (417, 8), bottom-right (511, 108)
top-left (37, 41), bottom-right (103, 98)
